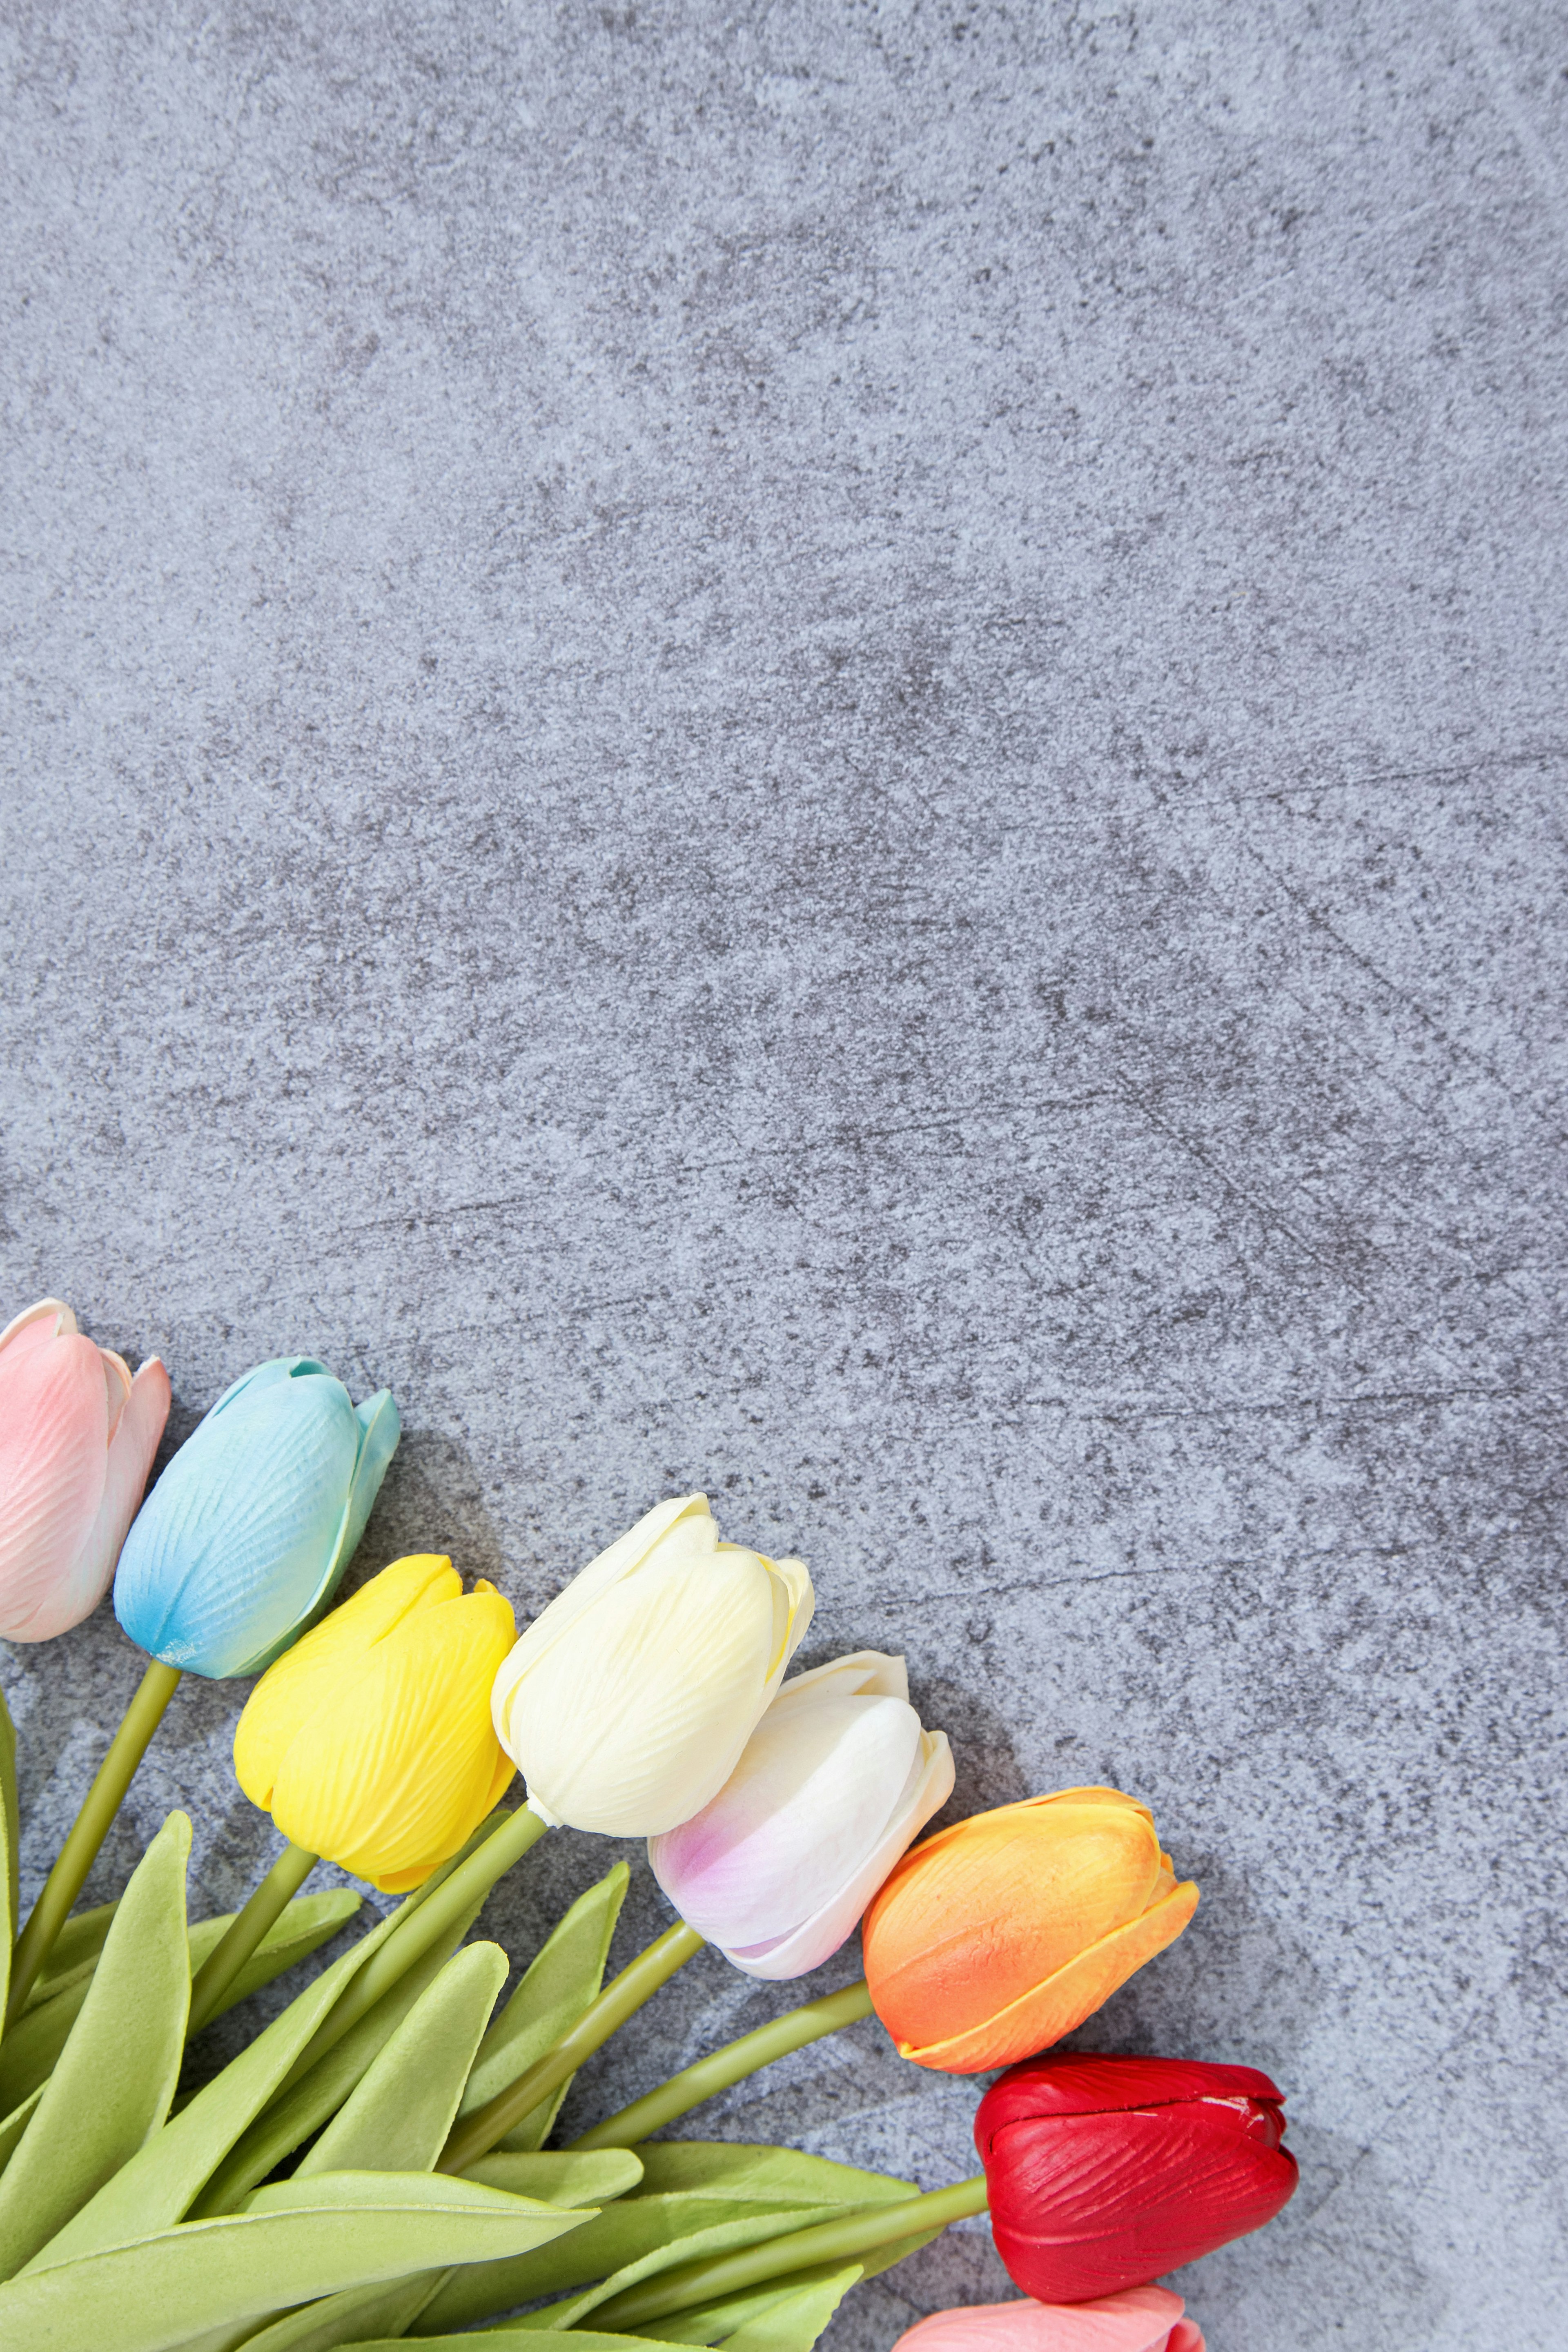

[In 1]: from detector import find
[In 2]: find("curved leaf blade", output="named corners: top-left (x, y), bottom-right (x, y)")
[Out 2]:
top-left (192, 1875), bottom-right (494, 2220)
top-left (29, 1895), bottom-right (412, 2269)
top-left (458, 1862), bottom-right (628, 2152)
top-left (0, 1811), bottom-right (191, 2278)
top-left (0, 2176), bottom-right (597, 2352)
top-left (413, 2197), bottom-right (852, 2339)
top-left (0, 1889), bottom-right (361, 2120)
top-left (301, 1943), bottom-right (508, 2178)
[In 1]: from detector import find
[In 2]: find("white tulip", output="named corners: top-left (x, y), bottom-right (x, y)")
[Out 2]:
top-left (648, 1650), bottom-right (953, 1980)
top-left (491, 1493), bottom-right (813, 1837)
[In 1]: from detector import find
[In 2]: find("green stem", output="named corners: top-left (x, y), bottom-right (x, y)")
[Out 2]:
top-left (186, 1841), bottom-right (318, 2037)
top-left (440, 1918), bottom-right (705, 2173)
top-left (6, 1658), bottom-right (182, 2023)
top-left (570, 1977), bottom-right (874, 2150)
top-left (593, 2175), bottom-right (991, 2331)
top-left (272, 1804), bottom-right (550, 2098)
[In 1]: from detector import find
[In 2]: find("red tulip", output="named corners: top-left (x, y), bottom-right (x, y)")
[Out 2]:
top-left (976, 2052), bottom-right (1298, 2303)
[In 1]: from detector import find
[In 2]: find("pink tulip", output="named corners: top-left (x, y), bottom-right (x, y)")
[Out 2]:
top-left (0, 1298), bottom-right (170, 1642)
top-left (893, 2291), bottom-right (1203, 2352)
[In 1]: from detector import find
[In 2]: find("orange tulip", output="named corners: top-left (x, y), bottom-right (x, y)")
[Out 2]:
top-left (861, 1786), bottom-right (1199, 2071)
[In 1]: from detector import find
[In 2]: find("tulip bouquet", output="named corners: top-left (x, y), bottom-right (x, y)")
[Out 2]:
top-left (0, 1303), bottom-right (1302, 2352)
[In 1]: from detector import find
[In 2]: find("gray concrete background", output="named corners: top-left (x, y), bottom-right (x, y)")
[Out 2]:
top-left (2, 2), bottom-right (1564, 2345)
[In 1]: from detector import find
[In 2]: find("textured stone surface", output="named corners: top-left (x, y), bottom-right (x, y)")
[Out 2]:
top-left (2, 2), bottom-right (1564, 2344)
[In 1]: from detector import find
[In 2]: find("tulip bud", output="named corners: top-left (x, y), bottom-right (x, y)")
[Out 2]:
top-left (491, 1493), bottom-right (813, 1837)
top-left (862, 1788), bottom-right (1198, 2071)
top-left (648, 1650), bottom-right (954, 1979)
top-left (114, 1356), bottom-right (399, 1678)
top-left (234, 1552), bottom-right (517, 1890)
top-left (0, 1299), bottom-right (170, 1643)
top-left (976, 2052), bottom-right (1298, 2303)
top-left (894, 2289), bottom-right (1204, 2352)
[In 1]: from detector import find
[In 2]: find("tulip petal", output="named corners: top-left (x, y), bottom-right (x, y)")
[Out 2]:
top-left (234, 1554), bottom-right (459, 1809)
top-left (504, 1494), bottom-right (717, 1680)
top-left (901, 1878), bottom-right (1200, 2073)
top-left (236, 1387), bottom-right (404, 1679)
top-left (265, 1584), bottom-right (518, 1888)
top-left (725, 1728), bottom-right (956, 1981)
top-left (115, 1373), bottom-right (362, 1678)
top-left (770, 1652), bottom-right (912, 1711)
top-left (984, 2093), bottom-right (1296, 2301)
top-left (0, 1330), bottom-right (110, 1641)
top-left (56, 1357), bottom-right (172, 1638)
top-left (653, 1695), bottom-right (924, 1948)
top-left (0, 1299), bottom-right (76, 1359)
top-left (893, 2289), bottom-right (1196, 2352)
top-left (863, 1790), bottom-right (1184, 2069)
top-left (207, 1357), bottom-right (332, 1419)
top-left (499, 1550), bottom-right (792, 1837)
top-left (975, 2054), bottom-right (1286, 2142)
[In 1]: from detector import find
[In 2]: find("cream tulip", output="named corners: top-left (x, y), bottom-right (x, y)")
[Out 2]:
top-left (649, 1652), bottom-right (953, 1979)
top-left (490, 1494), bottom-right (813, 1837)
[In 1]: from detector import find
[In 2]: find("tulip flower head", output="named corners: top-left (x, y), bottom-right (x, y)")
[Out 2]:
top-left (491, 1493), bottom-right (813, 1837)
top-left (234, 1552), bottom-right (517, 1890)
top-left (862, 1788), bottom-right (1198, 2071)
top-left (976, 2052), bottom-right (1298, 2303)
top-left (648, 1650), bottom-right (953, 1979)
top-left (894, 2290), bottom-right (1204, 2352)
top-left (0, 1298), bottom-right (170, 1643)
top-left (114, 1356), bottom-right (399, 1678)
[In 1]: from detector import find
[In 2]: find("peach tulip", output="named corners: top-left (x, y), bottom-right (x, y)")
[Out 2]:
top-left (862, 1787), bottom-right (1198, 2071)
top-left (0, 1298), bottom-right (170, 1643)
top-left (894, 2290), bottom-right (1203, 2352)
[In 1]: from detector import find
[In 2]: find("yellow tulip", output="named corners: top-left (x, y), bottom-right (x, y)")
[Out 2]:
top-left (234, 1553), bottom-right (517, 1891)
top-left (491, 1493), bottom-right (814, 1836)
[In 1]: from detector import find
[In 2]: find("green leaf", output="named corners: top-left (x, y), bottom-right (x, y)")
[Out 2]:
top-left (457, 1862), bottom-right (628, 2152)
top-left (23, 1902), bottom-right (118, 2010)
top-left (301, 1942), bottom-right (508, 2178)
top-left (31, 1895), bottom-right (415, 2269)
top-left (465, 2152), bottom-right (645, 2208)
top-left (347, 2340), bottom-right (709, 2352)
top-left (0, 1682), bottom-right (17, 2031)
top-left (633, 2238), bottom-right (944, 2351)
top-left (644, 2258), bottom-right (866, 2352)
top-left (413, 2196), bottom-right (855, 2338)
top-left (0, 2174), bottom-right (598, 2352)
top-left (192, 1876), bottom-right (495, 2220)
top-left (217, 2266), bottom-right (450, 2352)
top-left (0, 2089), bottom-right (44, 2181)
top-left (0, 1976), bottom-right (96, 2117)
top-left (0, 1891), bottom-right (361, 2119)
top-left (0, 1811), bottom-right (192, 2279)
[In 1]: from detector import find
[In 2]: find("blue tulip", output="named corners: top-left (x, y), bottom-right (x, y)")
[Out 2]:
top-left (114, 1358), bottom-right (401, 1679)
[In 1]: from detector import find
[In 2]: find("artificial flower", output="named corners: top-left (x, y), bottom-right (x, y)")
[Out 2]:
top-left (893, 2288), bottom-right (1204, 2352)
top-left (114, 1355), bottom-right (399, 1678)
top-left (862, 1788), bottom-right (1198, 2071)
top-left (0, 1298), bottom-right (169, 1643)
top-left (649, 1649), bottom-right (953, 1978)
top-left (976, 2051), bottom-right (1298, 2302)
top-left (234, 1552), bottom-right (517, 1890)
top-left (491, 1492), bottom-right (813, 1836)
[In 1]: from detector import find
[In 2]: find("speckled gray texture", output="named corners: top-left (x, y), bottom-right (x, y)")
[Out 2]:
top-left (1, 2), bottom-right (1564, 2344)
